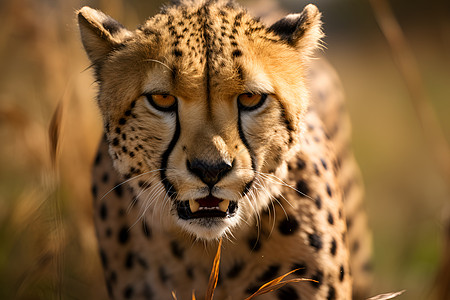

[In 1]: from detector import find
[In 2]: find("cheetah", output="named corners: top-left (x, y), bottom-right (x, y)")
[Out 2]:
top-left (78, 0), bottom-right (372, 299)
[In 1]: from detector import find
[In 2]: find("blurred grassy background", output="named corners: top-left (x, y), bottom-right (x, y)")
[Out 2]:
top-left (0, 0), bottom-right (448, 299)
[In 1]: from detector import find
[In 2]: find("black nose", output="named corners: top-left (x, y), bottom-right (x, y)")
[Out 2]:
top-left (187, 159), bottom-right (233, 188)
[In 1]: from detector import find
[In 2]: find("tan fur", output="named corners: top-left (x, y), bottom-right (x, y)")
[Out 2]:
top-left (79, 1), bottom-right (372, 299)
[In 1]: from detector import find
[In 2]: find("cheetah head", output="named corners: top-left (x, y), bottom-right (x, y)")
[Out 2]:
top-left (78, 0), bottom-right (322, 240)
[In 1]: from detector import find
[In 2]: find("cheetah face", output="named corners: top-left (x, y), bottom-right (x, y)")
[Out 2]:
top-left (78, 1), bottom-right (322, 240)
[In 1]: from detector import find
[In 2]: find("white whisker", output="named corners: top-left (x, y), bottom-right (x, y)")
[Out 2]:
top-left (144, 59), bottom-right (172, 72)
top-left (99, 169), bottom-right (163, 203)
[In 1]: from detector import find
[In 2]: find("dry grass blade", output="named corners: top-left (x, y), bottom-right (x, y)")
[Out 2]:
top-left (244, 269), bottom-right (315, 300)
top-left (367, 290), bottom-right (405, 300)
top-left (205, 238), bottom-right (222, 300)
top-left (48, 100), bottom-right (64, 170)
top-left (172, 291), bottom-right (177, 300)
top-left (369, 0), bottom-right (450, 186)
top-left (192, 290), bottom-right (196, 300)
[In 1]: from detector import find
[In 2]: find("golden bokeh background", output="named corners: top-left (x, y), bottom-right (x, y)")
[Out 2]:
top-left (0, 0), bottom-right (448, 299)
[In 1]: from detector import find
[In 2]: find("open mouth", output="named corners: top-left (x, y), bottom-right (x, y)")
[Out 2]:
top-left (177, 195), bottom-right (238, 220)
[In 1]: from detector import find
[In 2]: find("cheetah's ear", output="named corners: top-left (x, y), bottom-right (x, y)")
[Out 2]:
top-left (77, 7), bottom-right (132, 64)
top-left (269, 4), bottom-right (323, 56)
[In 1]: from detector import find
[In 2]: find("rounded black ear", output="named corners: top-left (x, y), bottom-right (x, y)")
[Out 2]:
top-left (77, 7), bottom-right (131, 64)
top-left (269, 4), bottom-right (323, 56)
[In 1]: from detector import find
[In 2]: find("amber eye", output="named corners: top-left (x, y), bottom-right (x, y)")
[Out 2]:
top-left (237, 93), bottom-right (267, 111)
top-left (145, 94), bottom-right (177, 111)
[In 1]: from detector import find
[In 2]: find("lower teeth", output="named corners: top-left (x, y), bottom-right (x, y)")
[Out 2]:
top-left (187, 199), bottom-right (230, 213)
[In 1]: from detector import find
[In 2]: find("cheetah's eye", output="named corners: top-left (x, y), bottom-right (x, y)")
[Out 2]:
top-left (145, 94), bottom-right (177, 112)
top-left (237, 93), bottom-right (267, 111)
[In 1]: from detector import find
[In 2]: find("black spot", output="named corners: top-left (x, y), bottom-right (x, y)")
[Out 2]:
top-left (159, 266), bottom-right (169, 283)
top-left (288, 263), bottom-right (305, 278)
top-left (327, 285), bottom-right (336, 300)
top-left (363, 260), bottom-right (373, 272)
top-left (102, 173), bottom-right (109, 183)
top-left (308, 233), bottom-right (323, 251)
top-left (118, 226), bottom-right (129, 244)
top-left (296, 158), bottom-right (306, 170)
top-left (125, 252), bottom-right (134, 269)
top-left (115, 127), bottom-right (121, 134)
top-left (170, 241), bottom-right (184, 259)
top-left (122, 133), bottom-right (127, 140)
top-left (94, 152), bottom-right (102, 165)
top-left (279, 216), bottom-right (299, 235)
top-left (105, 227), bottom-right (112, 237)
top-left (296, 180), bottom-right (309, 196)
top-left (330, 238), bottom-right (337, 256)
top-left (276, 286), bottom-right (299, 300)
top-left (122, 146), bottom-right (128, 153)
top-left (315, 196), bottom-right (322, 209)
top-left (227, 261), bottom-right (244, 278)
top-left (326, 183), bottom-right (332, 197)
top-left (100, 249), bottom-right (108, 268)
top-left (137, 256), bottom-right (149, 269)
top-left (339, 265), bottom-right (345, 281)
top-left (173, 49), bottom-right (183, 57)
top-left (328, 212), bottom-right (334, 225)
top-left (232, 49), bottom-right (242, 57)
top-left (142, 222), bottom-right (151, 238)
top-left (100, 203), bottom-right (108, 220)
top-left (248, 237), bottom-right (261, 251)
top-left (352, 240), bottom-right (360, 252)
top-left (143, 284), bottom-right (153, 299)
top-left (186, 267), bottom-right (194, 279)
top-left (258, 265), bottom-right (280, 282)
top-left (138, 180), bottom-right (146, 188)
top-left (310, 270), bottom-right (323, 288)
top-left (313, 163), bottom-right (320, 176)
top-left (114, 184), bottom-right (123, 197)
top-left (321, 158), bottom-right (328, 170)
top-left (119, 118), bottom-right (126, 125)
top-left (112, 137), bottom-right (119, 146)
top-left (346, 217), bottom-right (353, 229)
top-left (129, 151), bottom-right (135, 157)
top-left (92, 184), bottom-right (98, 198)
top-left (123, 286), bottom-right (134, 299)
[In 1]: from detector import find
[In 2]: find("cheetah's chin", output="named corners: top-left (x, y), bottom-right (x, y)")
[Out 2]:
top-left (176, 196), bottom-right (238, 220)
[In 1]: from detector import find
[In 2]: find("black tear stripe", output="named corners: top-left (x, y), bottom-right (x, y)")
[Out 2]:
top-left (160, 111), bottom-right (181, 199)
top-left (237, 113), bottom-right (256, 195)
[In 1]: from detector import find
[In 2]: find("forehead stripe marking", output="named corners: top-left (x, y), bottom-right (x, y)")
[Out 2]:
top-left (202, 5), bottom-right (212, 113)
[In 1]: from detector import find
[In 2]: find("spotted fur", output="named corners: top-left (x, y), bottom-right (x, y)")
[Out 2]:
top-left (79, 0), bottom-right (372, 299)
